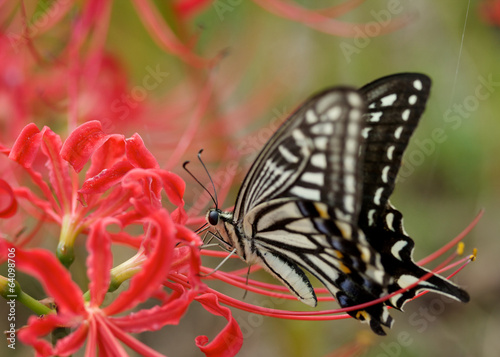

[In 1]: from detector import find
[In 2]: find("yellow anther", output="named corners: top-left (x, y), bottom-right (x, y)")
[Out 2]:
top-left (470, 248), bottom-right (477, 261)
top-left (457, 242), bottom-right (465, 255)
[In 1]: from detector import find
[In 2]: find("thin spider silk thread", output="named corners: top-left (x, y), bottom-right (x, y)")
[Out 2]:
top-left (449, 0), bottom-right (471, 107)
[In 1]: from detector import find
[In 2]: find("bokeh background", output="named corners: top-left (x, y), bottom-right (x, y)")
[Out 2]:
top-left (1, 0), bottom-right (499, 356)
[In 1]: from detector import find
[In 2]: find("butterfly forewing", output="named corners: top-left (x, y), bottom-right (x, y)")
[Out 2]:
top-left (234, 88), bottom-right (366, 227)
top-left (359, 73), bottom-right (431, 226)
top-left (356, 74), bottom-right (469, 309)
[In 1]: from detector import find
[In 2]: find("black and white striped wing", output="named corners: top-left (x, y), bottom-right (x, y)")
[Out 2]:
top-left (359, 73), bottom-right (431, 226)
top-left (357, 73), bottom-right (469, 309)
top-left (243, 197), bottom-right (393, 333)
top-left (231, 88), bottom-right (396, 333)
top-left (233, 88), bottom-right (366, 226)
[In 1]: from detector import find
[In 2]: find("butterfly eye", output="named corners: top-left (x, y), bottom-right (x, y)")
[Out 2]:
top-left (208, 210), bottom-right (219, 226)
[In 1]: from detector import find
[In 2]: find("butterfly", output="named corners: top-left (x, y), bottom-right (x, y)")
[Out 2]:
top-left (204, 73), bottom-right (469, 335)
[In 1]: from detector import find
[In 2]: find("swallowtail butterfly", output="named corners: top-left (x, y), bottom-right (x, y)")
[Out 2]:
top-left (205, 73), bottom-right (469, 335)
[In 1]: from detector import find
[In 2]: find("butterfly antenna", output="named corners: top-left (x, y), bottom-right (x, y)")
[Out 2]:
top-left (197, 149), bottom-right (219, 208)
top-left (201, 248), bottom-right (237, 277)
top-left (183, 156), bottom-right (218, 208)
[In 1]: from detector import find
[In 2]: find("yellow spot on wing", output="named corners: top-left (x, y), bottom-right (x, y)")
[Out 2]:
top-left (339, 262), bottom-right (351, 274)
top-left (358, 245), bottom-right (371, 263)
top-left (314, 203), bottom-right (330, 218)
top-left (336, 221), bottom-right (352, 239)
top-left (356, 310), bottom-right (369, 321)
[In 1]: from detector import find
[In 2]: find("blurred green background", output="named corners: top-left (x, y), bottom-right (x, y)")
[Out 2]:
top-left (2, 0), bottom-right (500, 356)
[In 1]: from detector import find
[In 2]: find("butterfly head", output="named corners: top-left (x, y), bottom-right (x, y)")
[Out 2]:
top-left (206, 208), bottom-right (234, 227)
top-left (207, 208), bottom-right (221, 226)
top-left (205, 208), bottom-right (241, 254)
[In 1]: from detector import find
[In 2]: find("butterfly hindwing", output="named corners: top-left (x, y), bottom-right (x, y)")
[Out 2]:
top-left (243, 197), bottom-right (394, 333)
top-left (232, 88), bottom-right (371, 307)
top-left (366, 206), bottom-right (470, 310)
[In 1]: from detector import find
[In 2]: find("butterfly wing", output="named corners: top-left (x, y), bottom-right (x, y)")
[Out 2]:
top-left (233, 88), bottom-right (365, 226)
top-left (231, 88), bottom-right (396, 334)
top-left (359, 73), bottom-right (431, 224)
top-left (243, 197), bottom-right (394, 334)
top-left (358, 73), bottom-right (469, 308)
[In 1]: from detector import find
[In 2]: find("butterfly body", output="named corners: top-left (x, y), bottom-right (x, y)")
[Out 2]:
top-left (206, 73), bottom-right (469, 335)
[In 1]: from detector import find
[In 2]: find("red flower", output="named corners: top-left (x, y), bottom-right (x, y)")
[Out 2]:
top-left (4, 121), bottom-right (184, 260)
top-left (0, 120), bottom-right (243, 356)
top-left (0, 210), bottom-right (241, 356)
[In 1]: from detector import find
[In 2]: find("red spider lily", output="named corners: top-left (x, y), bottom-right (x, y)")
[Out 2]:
top-left (0, 121), bottom-right (243, 356)
top-left (3, 121), bottom-right (186, 262)
top-left (0, 214), bottom-right (242, 356)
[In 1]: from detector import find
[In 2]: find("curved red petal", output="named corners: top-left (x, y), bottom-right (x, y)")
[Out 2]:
top-left (110, 288), bottom-right (197, 333)
top-left (18, 315), bottom-right (58, 356)
top-left (174, 226), bottom-right (203, 288)
top-left (8, 123), bottom-right (42, 167)
top-left (61, 121), bottom-right (110, 173)
top-left (103, 208), bottom-right (175, 316)
top-left (120, 169), bottom-right (171, 212)
top-left (195, 294), bottom-right (243, 357)
top-left (171, 207), bottom-right (188, 224)
top-left (85, 134), bottom-right (126, 180)
top-left (40, 128), bottom-right (72, 210)
top-left (87, 218), bottom-right (117, 306)
top-left (159, 171), bottom-right (185, 207)
top-left (18, 313), bottom-right (76, 357)
top-left (0, 179), bottom-right (18, 218)
top-left (125, 133), bottom-right (159, 169)
top-left (79, 159), bottom-right (134, 195)
top-left (53, 322), bottom-right (89, 356)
